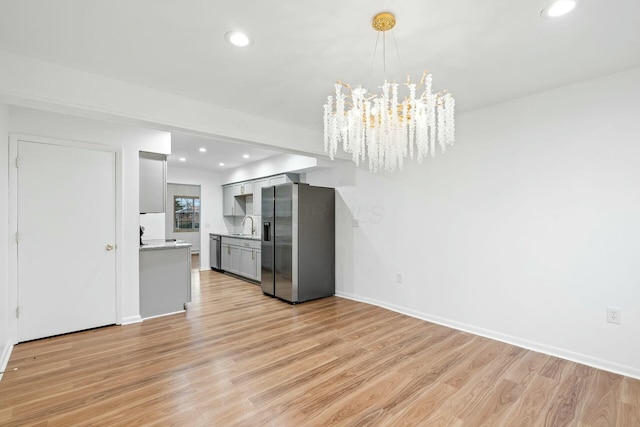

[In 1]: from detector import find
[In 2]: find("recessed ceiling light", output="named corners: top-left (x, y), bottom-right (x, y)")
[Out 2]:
top-left (243, 154), bottom-right (250, 159)
top-left (179, 157), bottom-right (186, 162)
top-left (225, 31), bottom-right (251, 47)
top-left (541, 0), bottom-right (577, 18)
top-left (199, 147), bottom-right (207, 153)
top-left (219, 162), bottom-right (225, 166)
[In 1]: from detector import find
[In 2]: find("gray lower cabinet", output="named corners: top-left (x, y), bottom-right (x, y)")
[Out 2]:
top-left (221, 242), bottom-right (240, 274)
top-left (240, 247), bottom-right (256, 279)
top-left (256, 251), bottom-right (261, 281)
top-left (139, 246), bottom-right (191, 318)
top-left (221, 237), bottom-right (261, 281)
top-left (221, 242), bottom-right (231, 271)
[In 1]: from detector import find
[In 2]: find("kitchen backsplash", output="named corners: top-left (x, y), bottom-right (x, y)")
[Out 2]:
top-left (225, 214), bottom-right (260, 236)
top-left (140, 213), bottom-right (165, 241)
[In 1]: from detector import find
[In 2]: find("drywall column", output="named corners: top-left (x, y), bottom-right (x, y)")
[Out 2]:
top-left (0, 104), bottom-right (11, 373)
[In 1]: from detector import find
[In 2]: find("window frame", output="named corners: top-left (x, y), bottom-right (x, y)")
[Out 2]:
top-left (173, 195), bottom-right (200, 232)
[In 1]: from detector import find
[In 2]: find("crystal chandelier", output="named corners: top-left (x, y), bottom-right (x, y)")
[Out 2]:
top-left (323, 12), bottom-right (456, 173)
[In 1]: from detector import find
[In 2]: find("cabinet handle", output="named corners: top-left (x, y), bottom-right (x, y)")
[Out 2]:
top-left (252, 251), bottom-right (254, 260)
top-left (228, 246), bottom-right (230, 255)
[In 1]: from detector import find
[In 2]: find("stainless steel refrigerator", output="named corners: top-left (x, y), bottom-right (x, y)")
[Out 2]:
top-left (261, 183), bottom-right (335, 303)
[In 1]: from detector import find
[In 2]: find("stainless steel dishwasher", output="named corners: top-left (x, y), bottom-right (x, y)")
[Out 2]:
top-left (209, 234), bottom-right (222, 271)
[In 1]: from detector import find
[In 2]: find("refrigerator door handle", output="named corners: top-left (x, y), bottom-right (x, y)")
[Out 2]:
top-left (263, 222), bottom-right (271, 241)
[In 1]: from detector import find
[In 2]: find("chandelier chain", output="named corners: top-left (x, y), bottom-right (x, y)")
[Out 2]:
top-left (367, 32), bottom-right (382, 94)
top-left (390, 29), bottom-right (405, 77)
top-left (382, 32), bottom-right (387, 79)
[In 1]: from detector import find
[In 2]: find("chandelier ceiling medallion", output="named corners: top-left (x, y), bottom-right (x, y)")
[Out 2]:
top-left (323, 12), bottom-right (456, 173)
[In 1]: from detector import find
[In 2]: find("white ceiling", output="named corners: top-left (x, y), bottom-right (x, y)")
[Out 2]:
top-left (0, 0), bottom-right (639, 141)
top-left (168, 133), bottom-right (283, 172)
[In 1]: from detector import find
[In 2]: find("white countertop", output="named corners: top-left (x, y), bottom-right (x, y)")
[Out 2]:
top-left (140, 239), bottom-right (193, 251)
top-left (211, 233), bottom-right (261, 241)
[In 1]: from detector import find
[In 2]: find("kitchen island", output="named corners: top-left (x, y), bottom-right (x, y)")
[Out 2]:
top-left (139, 239), bottom-right (192, 319)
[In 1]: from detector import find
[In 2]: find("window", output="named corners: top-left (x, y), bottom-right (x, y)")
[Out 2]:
top-left (174, 196), bottom-right (200, 232)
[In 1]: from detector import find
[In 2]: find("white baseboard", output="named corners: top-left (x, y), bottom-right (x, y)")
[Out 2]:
top-left (120, 315), bottom-right (143, 325)
top-left (141, 310), bottom-right (185, 321)
top-left (335, 291), bottom-right (640, 381)
top-left (0, 339), bottom-right (14, 382)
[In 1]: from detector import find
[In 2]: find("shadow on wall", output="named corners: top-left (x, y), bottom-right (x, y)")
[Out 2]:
top-left (335, 191), bottom-right (355, 296)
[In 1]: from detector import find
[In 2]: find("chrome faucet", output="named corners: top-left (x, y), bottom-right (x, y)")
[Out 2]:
top-left (241, 216), bottom-right (255, 236)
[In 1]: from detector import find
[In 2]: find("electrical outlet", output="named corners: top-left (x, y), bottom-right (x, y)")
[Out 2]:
top-left (607, 308), bottom-right (621, 325)
top-left (396, 273), bottom-right (403, 284)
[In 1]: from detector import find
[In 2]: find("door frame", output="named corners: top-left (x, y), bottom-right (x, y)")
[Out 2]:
top-left (8, 133), bottom-right (124, 344)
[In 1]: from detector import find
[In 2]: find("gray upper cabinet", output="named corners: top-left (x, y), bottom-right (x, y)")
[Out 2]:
top-left (223, 184), bottom-right (246, 217)
top-left (252, 179), bottom-right (268, 215)
top-left (223, 185), bottom-right (236, 216)
top-left (139, 152), bottom-right (167, 213)
top-left (222, 174), bottom-right (299, 217)
top-left (237, 181), bottom-right (253, 196)
top-left (268, 175), bottom-right (286, 186)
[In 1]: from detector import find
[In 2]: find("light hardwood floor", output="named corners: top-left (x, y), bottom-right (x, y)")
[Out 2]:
top-left (1, 269), bottom-right (639, 426)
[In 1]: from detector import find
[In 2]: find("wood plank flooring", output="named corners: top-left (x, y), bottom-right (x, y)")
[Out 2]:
top-left (1, 269), bottom-right (639, 426)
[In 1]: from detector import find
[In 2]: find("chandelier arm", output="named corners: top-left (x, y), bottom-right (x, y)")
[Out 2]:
top-left (415, 70), bottom-right (429, 90)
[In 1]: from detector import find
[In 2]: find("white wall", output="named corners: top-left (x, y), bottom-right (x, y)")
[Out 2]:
top-left (166, 167), bottom-right (226, 270)
top-left (221, 153), bottom-right (318, 185)
top-left (0, 50), bottom-right (325, 157)
top-left (9, 106), bottom-right (170, 326)
top-left (307, 67), bottom-right (640, 379)
top-left (0, 104), bottom-right (11, 376)
top-left (165, 183), bottom-right (201, 251)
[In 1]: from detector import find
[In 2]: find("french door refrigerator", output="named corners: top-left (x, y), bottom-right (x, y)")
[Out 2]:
top-left (261, 183), bottom-right (335, 303)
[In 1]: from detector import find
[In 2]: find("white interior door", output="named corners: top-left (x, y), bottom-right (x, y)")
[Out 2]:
top-left (17, 139), bottom-right (116, 342)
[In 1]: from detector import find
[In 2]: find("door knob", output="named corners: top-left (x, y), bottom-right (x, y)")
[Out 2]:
top-left (106, 244), bottom-right (114, 251)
